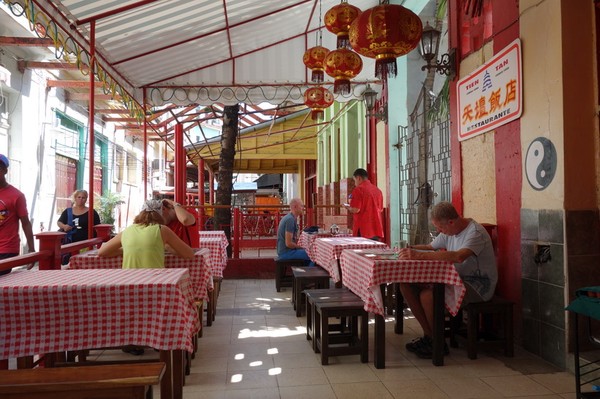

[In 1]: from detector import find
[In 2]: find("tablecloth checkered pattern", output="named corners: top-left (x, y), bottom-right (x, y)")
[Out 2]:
top-left (0, 268), bottom-right (200, 359)
top-left (339, 249), bottom-right (466, 316)
top-left (313, 237), bottom-right (388, 282)
top-left (69, 249), bottom-right (214, 302)
top-left (199, 237), bottom-right (228, 278)
top-left (298, 232), bottom-right (351, 262)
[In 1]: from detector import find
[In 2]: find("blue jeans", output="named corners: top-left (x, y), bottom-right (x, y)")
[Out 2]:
top-left (277, 248), bottom-right (313, 266)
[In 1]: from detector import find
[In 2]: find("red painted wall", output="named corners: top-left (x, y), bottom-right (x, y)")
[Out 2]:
top-left (491, 1), bottom-right (521, 306)
top-left (450, 0), bottom-right (521, 306)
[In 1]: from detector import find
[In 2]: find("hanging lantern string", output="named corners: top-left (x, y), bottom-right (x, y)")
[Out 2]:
top-left (316, 0), bottom-right (323, 46)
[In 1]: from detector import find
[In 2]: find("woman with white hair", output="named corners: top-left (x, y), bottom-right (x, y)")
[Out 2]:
top-left (98, 199), bottom-right (194, 268)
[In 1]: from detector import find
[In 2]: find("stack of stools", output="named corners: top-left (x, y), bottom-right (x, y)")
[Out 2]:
top-left (304, 288), bottom-right (368, 365)
top-left (274, 258), bottom-right (308, 292)
top-left (292, 266), bottom-right (330, 317)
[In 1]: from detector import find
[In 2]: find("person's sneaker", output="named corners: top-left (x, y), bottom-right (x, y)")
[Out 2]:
top-left (415, 336), bottom-right (449, 359)
top-left (405, 336), bottom-right (426, 353)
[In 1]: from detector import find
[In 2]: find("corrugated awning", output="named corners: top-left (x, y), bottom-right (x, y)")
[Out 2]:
top-left (9, 0), bottom-right (389, 108)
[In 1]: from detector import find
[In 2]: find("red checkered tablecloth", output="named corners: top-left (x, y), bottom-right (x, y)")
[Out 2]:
top-left (298, 232), bottom-right (351, 262)
top-left (313, 237), bottom-right (388, 282)
top-left (339, 249), bottom-right (466, 316)
top-left (0, 268), bottom-right (200, 359)
top-left (69, 249), bottom-right (214, 302)
top-left (199, 237), bottom-right (228, 278)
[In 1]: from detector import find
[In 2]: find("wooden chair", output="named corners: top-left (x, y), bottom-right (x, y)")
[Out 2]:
top-left (314, 299), bottom-right (369, 365)
top-left (274, 258), bottom-right (307, 292)
top-left (451, 296), bottom-right (514, 359)
top-left (0, 362), bottom-right (165, 399)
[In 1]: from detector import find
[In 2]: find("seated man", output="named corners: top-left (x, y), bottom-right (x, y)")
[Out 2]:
top-left (276, 198), bottom-right (311, 265)
top-left (398, 201), bottom-right (497, 359)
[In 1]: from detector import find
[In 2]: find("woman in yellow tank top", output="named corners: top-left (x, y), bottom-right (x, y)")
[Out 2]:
top-left (98, 199), bottom-right (194, 267)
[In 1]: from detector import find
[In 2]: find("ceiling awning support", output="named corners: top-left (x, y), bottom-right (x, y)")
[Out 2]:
top-left (143, 88), bottom-right (148, 200)
top-left (174, 123), bottom-right (185, 205)
top-left (87, 21), bottom-right (96, 240)
top-left (198, 158), bottom-right (205, 223)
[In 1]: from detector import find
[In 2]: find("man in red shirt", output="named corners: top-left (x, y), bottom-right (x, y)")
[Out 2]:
top-left (161, 199), bottom-right (199, 247)
top-left (0, 154), bottom-right (35, 275)
top-left (343, 168), bottom-right (384, 241)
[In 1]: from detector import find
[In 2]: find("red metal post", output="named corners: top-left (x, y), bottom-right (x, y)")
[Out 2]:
top-left (209, 169), bottom-right (215, 204)
top-left (88, 20), bottom-right (96, 242)
top-left (174, 123), bottom-right (185, 204)
top-left (198, 158), bottom-right (205, 229)
top-left (35, 232), bottom-right (64, 270)
top-left (143, 88), bottom-right (148, 200)
top-left (93, 224), bottom-right (113, 241)
top-left (233, 208), bottom-right (240, 259)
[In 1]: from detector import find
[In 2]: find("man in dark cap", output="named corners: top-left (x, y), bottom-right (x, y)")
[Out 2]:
top-left (0, 154), bottom-right (35, 274)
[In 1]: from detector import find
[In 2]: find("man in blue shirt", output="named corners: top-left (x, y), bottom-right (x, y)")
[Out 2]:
top-left (276, 198), bottom-right (311, 264)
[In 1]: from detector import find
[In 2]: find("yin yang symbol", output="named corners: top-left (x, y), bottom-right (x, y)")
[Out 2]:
top-left (525, 137), bottom-right (556, 191)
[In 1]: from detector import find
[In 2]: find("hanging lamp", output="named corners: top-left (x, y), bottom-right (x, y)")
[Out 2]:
top-left (324, 0), bottom-right (361, 49)
top-left (349, 2), bottom-right (422, 80)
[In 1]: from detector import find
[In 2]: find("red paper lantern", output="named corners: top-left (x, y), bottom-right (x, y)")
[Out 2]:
top-left (303, 45), bottom-right (330, 83)
top-left (304, 86), bottom-right (334, 120)
top-left (324, 0), bottom-right (361, 49)
top-left (324, 48), bottom-right (363, 95)
top-left (349, 4), bottom-right (422, 80)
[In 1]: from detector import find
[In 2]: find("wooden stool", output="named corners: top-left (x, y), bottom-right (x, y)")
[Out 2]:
top-left (292, 266), bottom-right (330, 317)
top-left (314, 300), bottom-right (369, 365)
top-left (452, 296), bottom-right (514, 359)
top-left (305, 288), bottom-right (360, 351)
top-left (274, 258), bottom-right (307, 292)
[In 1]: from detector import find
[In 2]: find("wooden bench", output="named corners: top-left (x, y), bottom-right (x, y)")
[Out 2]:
top-left (0, 362), bottom-right (165, 399)
top-left (274, 258), bottom-right (308, 292)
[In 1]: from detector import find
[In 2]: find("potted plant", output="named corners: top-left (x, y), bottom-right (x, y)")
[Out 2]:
top-left (96, 191), bottom-right (125, 231)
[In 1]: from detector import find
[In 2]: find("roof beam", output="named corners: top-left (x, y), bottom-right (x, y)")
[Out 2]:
top-left (95, 108), bottom-right (132, 114)
top-left (47, 80), bottom-right (104, 88)
top-left (18, 61), bottom-right (82, 72)
top-left (76, 0), bottom-right (162, 25)
top-left (102, 117), bottom-right (139, 123)
top-left (0, 36), bottom-right (54, 47)
top-left (67, 92), bottom-right (121, 101)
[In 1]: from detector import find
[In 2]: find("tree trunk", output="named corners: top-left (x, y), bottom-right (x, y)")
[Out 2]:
top-left (215, 104), bottom-right (238, 255)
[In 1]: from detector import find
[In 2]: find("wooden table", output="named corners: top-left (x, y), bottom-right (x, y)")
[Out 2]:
top-left (0, 268), bottom-right (200, 399)
top-left (339, 249), bottom-right (466, 368)
top-left (312, 237), bottom-right (387, 282)
top-left (70, 249), bottom-right (214, 303)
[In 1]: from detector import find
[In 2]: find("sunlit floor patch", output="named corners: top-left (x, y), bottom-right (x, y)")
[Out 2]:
top-left (237, 326), bottom-right (306, 339)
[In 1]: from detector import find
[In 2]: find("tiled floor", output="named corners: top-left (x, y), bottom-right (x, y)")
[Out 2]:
top-left (104, 278), bottom-right (579, 398)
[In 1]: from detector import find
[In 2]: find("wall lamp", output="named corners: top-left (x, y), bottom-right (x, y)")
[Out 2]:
top-left (420, 22), bottom-right (456, 78)
top-left (362, 84), bottom-right (388, 123)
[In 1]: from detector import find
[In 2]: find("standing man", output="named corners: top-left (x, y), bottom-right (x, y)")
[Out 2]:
top-left (276, 198), bottom-right (311, 264)
top-left (161, 198), bottom-right (199, 247)
top-left (343, 168), bottom-right (384, 241)
top-left (398, 201), bottom-right (497, 359)
top-left (0, 154), bottom-right (35, 275)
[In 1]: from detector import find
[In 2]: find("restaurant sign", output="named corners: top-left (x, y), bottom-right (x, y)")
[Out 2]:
top-left (457, 39), bottom-right (522, 141)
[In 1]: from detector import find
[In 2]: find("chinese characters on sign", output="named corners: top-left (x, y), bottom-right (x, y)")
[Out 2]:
top-left (457, 39), bottom-right (522, 141)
